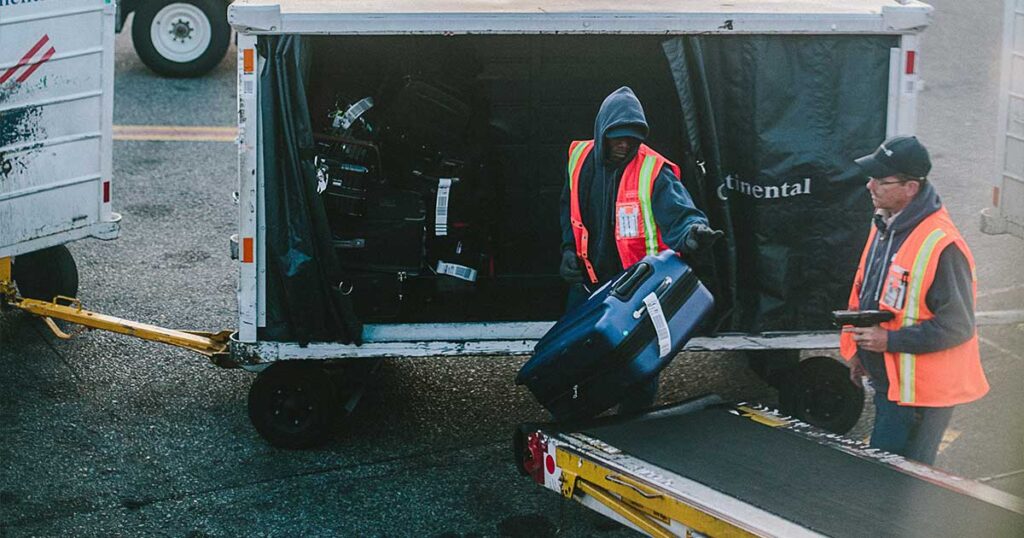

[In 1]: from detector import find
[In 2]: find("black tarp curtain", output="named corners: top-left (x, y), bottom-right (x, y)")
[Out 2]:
top-left (663, 35), bottom-right (893, 332)
top-left (258, 35), bottom-right (361, 344)
top-left (258, 33), bottom-right (894, 340)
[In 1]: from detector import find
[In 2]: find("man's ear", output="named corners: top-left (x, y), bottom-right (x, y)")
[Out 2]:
top-left (907, 180), bottom-right (922, 197)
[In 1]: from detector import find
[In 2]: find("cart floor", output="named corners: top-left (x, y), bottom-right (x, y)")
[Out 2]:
top-left (581, 407), bottom-right (1023, 537)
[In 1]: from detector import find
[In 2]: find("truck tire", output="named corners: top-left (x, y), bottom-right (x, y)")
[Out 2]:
top-left (248, 362), bottom-right (338, 449)
top-left (779, 356), bottom-right (864, 435)
top-left (131, 0), bottom-right (230, 78)
top-left (13, 245), bottom-right (79, 301)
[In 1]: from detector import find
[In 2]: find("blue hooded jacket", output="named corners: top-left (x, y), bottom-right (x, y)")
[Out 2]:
top-left (559, 86), bottom-right (708, 283)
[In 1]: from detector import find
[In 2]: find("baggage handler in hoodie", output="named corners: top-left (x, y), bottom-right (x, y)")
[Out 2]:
top-left (840, 135), bottom-right (988, 465)
top-left (558, 86), bottom-right (722, 413)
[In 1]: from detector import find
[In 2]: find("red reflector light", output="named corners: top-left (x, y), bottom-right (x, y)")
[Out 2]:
top-left (545, 454), bottom-right (556, 475)
top-left (243, 49), bottom-right (255, 74)
top-left (906, 51), bottom-right (916, 74)
top-left (523, 432), bottom-right (547, 484)
top-left (103, 181), bottom-right (110, 203)
top-left (993, 186), bottom-right (1001, 208)
top-left (242, 237), bottom-right (254, 263)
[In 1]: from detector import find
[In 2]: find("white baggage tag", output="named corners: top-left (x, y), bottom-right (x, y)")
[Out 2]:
top-left (436, 260), bottom-right (477, 282)
top-left (642, 292), bottom-right (672, 359)
top-left (315, 166), bottom-right (328, 194)
top-left (336, 96), bottom-right (374, 130)
top-left (435, 178), bottom-right (452, 236)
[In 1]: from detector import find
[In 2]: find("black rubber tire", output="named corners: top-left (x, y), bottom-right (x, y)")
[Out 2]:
top-left (745, 349), bottom-right (802, 387)
top-left (12, 245), bottom-right (79, 301)
top-left (131, 0), bottom-right (230, 78)
top-left (779, 356), bottom-right (864, 435)
top-left (248, 362), bottom-right (338, 449)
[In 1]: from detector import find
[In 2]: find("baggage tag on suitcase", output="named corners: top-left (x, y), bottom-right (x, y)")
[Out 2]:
top-left (642, 292), bottom-right (672, 358)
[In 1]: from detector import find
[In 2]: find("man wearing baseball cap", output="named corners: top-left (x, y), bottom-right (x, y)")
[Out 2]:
top-left (558, 86), bottom-right (722, 413)
top-left (839, 135), bottom-right (988, 464)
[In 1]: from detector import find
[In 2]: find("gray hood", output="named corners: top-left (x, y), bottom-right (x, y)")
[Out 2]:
top-left (593, 86), bottom-right (649, 165)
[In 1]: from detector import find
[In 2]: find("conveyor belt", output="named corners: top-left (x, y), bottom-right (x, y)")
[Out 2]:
top-left (582, 407), bottom-right (1024, 537)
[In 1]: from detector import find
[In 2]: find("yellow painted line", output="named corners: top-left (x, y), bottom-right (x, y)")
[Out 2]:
top-left (113, 124), bottom-right (237, 142)
top-left (938, 428), bottom-right (962, 454)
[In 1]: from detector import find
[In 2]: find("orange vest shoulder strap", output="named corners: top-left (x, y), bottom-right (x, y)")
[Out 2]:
top-left (568, 140), bottom-right (598, 284)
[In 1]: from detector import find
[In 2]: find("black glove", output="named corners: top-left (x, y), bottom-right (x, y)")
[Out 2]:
top-left (684, 223), bottom-right (724, 252)
top-left (559, 250), bottom-right (585, 284)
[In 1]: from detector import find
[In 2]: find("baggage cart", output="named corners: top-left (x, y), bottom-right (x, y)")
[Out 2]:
top-left (222, 0), bottom-right (932, 447)
top-left (1, 0), bottom-right (121, 302)
top-left (983, 0), bottom-right (1024, 241)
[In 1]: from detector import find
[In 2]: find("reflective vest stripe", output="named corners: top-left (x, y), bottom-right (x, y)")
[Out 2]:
top-left (637, 155), bottom-right (659, 255)
top-left (898, 228), bottom-right (947, 403)
top-left (567, 142), bottom-right (590, 189)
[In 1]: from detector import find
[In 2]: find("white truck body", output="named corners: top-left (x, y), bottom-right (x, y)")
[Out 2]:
top-left (985, 0), bottom-right (1024, 240)
top-left (0, 0), bottom-right (120, 259)
top-left (228, 0), bottom-right (931, 359)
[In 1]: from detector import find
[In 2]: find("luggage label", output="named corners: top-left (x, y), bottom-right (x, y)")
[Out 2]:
top-left (435, 178), bottom-right (452, 236)
top-left (642, 292), bottom-right (672, 358)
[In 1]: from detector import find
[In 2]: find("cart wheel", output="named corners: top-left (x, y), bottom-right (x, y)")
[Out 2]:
top-left (779, 356), bottom-right (864, 435)
top-left (745, 349), bottom-right (801, 387)
top-left (131, 0), bottom-right (230, 78)
top-left (13, 245), bottom-right (79, 301)
top-left (248, 362), bottom-right (338, 449)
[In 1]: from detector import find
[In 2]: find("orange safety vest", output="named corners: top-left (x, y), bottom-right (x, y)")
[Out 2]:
top-left (567, 140), bottom-right (682, 284)
top-left (839, 207), bottom-right (988, 407)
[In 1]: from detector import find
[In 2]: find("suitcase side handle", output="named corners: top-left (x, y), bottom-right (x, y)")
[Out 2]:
top-left (610, 262), bottom-right (652, 302)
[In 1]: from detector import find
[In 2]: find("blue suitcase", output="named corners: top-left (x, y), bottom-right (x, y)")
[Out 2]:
top-left (516, 251), bottom-right (714, 421)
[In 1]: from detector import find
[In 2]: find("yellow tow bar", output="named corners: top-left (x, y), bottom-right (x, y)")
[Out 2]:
top-left (1, 257), bottom-right (231, 361)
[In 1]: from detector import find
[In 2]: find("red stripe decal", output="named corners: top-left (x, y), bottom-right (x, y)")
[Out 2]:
top-left (0, 34), bottom-right (49, 84)
top-left (15, 46), bottom-right (56, 84)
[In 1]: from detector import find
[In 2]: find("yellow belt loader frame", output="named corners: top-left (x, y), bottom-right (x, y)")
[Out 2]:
top-left (1, 257), bottom-right (232, 363)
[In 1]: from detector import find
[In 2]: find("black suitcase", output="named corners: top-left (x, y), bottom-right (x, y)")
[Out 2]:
top-left (333, 189), bottom-right (425, 274)
top-left (516, 251), bottom-right (714, 421)
top-left (381, 77), bottom-right (472, 155)
top-left (317, 155), bottom-right (373, 217)
top-left (340, 271), bottom-right (407, 321)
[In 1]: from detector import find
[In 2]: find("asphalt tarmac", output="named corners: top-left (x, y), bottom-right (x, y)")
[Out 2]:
top-left (2, 1), bottom-right (1022, 536)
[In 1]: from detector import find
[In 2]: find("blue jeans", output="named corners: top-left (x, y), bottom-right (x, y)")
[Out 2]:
top-left (869, 382), bottom-right (954, 465)
top-left (566, 284), bottom-right (660, 415)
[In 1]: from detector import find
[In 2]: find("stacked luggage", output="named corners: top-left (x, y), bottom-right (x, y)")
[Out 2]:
top-left (312, 76), bottom-right (494, 320)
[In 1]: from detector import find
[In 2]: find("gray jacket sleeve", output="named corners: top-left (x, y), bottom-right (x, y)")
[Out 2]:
top-left (650, 165), bottom-right (709, 254)
top-left (887, 244), bottom-right (976, 354)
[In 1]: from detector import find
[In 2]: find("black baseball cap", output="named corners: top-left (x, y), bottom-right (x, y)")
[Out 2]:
top-left (605, 123), bottom-right (648, 141)
top-left (854, 135), bottom-right (931, 180)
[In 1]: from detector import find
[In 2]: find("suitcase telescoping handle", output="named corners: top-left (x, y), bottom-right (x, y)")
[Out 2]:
top-left (610, 262), bottom-right (653, 302)
top-left (632, 277), bottom-right (673, 319)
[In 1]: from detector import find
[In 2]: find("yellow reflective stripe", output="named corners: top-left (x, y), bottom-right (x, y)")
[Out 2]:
top-left (899, 352), bottom-right (915, 404)
top-left (567, 141), bottom-right (591, 191)
top-left (899, 228), bottom-right (947, 403)
top-left (637, 156), bottom-right (659, 255)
